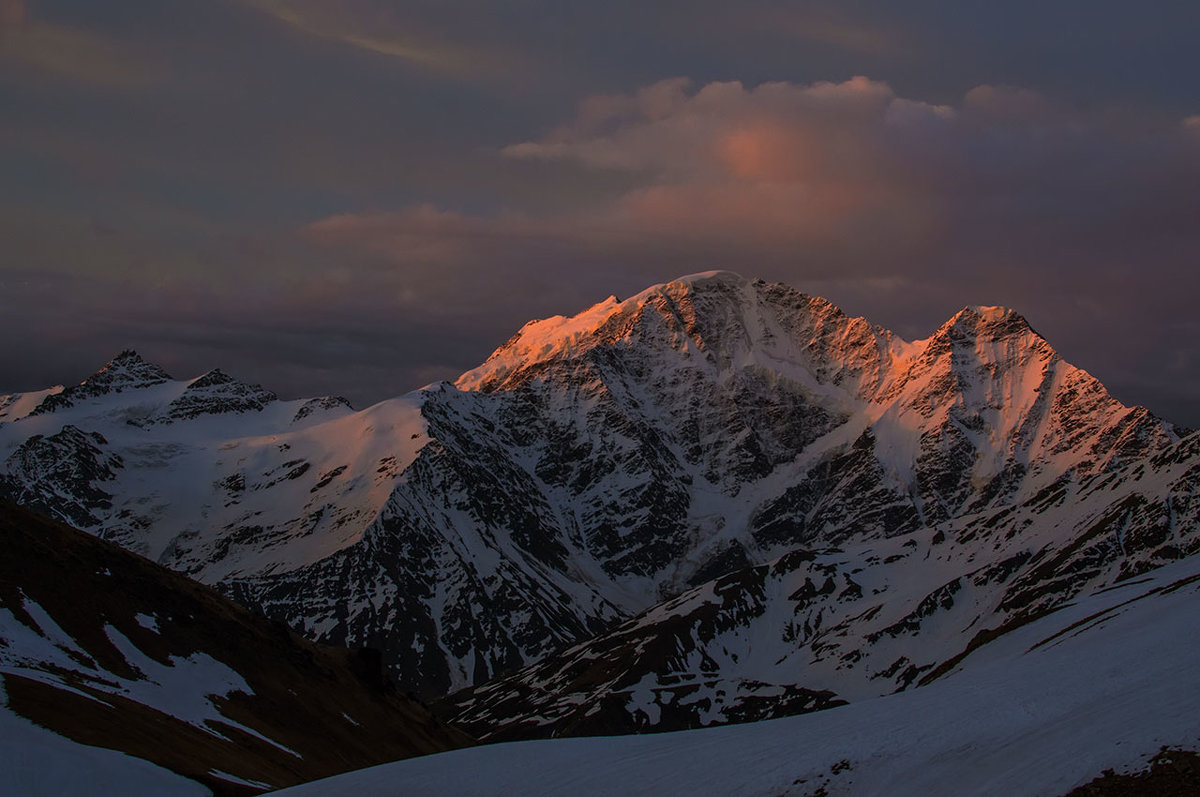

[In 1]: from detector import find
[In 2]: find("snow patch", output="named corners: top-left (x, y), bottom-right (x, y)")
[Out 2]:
top-left (133, 613), bottom-right (159, 634)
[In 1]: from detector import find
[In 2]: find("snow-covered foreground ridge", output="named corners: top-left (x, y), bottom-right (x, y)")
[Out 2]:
top-left (1, 271), bottom-right (1196, 717)
top-left (276, 555), bottom-right (1200, 797)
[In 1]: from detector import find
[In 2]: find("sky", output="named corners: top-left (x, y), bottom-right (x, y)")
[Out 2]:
top-left (2, 0), bottom-right (1199, 425)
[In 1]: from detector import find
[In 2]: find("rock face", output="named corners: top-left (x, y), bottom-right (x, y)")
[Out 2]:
top-left (0, 272), bottom-right (1194, 719)
top-left (1, 426), bottom-right (123, 529)
top-left (0, 501), bottom-right (472, 796)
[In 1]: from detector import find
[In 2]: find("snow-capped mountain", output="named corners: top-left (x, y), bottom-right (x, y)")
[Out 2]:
top-left (0, 501), bottom-right (471, 796)
top-left (0, 271), bottom-right (1193, 717)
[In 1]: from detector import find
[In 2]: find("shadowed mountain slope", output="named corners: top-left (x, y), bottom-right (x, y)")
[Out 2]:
top-left (0, 501), bottom-right (472, 796)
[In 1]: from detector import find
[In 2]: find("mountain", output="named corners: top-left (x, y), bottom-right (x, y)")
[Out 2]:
top-left (0, 271), bottom-right (1193, 720)
top-left (272, 553), bottom-right (1200, 796)
top-left (0, 501), bottom-right (472, 796)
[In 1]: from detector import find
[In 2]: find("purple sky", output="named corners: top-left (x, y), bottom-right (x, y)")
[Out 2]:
top-left (2, 0), bottom-right (1199, 425)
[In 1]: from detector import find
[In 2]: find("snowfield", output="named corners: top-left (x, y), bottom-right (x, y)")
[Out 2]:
top-left (0, 682), bottom-right (208, 797)
top-left (273, 554), bottom-right (1200, 797)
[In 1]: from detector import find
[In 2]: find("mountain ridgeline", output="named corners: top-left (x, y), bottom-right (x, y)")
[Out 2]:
top-left (2, 271), bottom-right (1197, 735)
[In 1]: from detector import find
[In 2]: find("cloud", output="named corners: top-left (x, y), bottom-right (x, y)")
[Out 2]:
top-left (238, 0), bottom-right (521, 80)
top-left (0, 0), bottom-right (161, 88)
top-left (740, 6), bottom-right (909, 57)
top-left (495, 77), bottom-right (957, 262)
top-left (494, 77), bottom-right (1200, 262)
top-left (503, 76), bottom-right (937, 181)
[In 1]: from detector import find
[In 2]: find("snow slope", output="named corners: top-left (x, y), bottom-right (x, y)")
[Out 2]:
top-left (0, 681), bottom-right (208, 797)
top-left (273, 553), bottom-right (1200, 797)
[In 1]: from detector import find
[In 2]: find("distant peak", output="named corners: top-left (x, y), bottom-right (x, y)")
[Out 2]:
top-left (29, 350), bottom-right (172, 415)
top-left (188, 369), bottom-right (235, 390)
top-left (153, 369), bottom-right (277, 423)
top-left (109, 349), bottom-right (145, 364)
top-left (96, 349), bottom-right (171, 376)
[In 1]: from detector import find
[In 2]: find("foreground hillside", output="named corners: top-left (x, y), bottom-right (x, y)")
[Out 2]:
top-left (0, 502), bottom-right (471, 796)
top-left (275, 554), bottom-right (1200, 797)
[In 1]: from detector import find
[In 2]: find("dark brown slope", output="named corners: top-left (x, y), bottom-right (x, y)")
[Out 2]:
top-left (0, 501), bottom-right (473, 796)
top-left (1064, 748), bottom-right (1200, 796)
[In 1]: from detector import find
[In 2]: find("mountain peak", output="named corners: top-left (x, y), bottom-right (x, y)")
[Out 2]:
top-left (29, 350), bottom-right (173, 415)
top-left (457, 271), bottom-right (898, 393)
top-left (631, 270), bottom-right (752, 307)
top-left (108, 348), bottom-right (143, 364)
top-left (95, 349), bottom-right (172, 380)
top-left (187, 368), bottom-right (235, 390)
top-left (936, 304), bottom-right (1040, 342)
top-left (154, 368), bottom-right (277, 423)
top-left (662, 270), bottom-right (747, 289)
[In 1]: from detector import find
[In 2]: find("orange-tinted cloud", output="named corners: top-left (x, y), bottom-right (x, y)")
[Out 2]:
top-left (497, 76), bottom-right (950, 254)
top-left (504, 77), bottom-right (932, 180)
top-left (717, 121), bottom-right (814, 181)
top-left (302, 84), bottom-right (958, 295)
